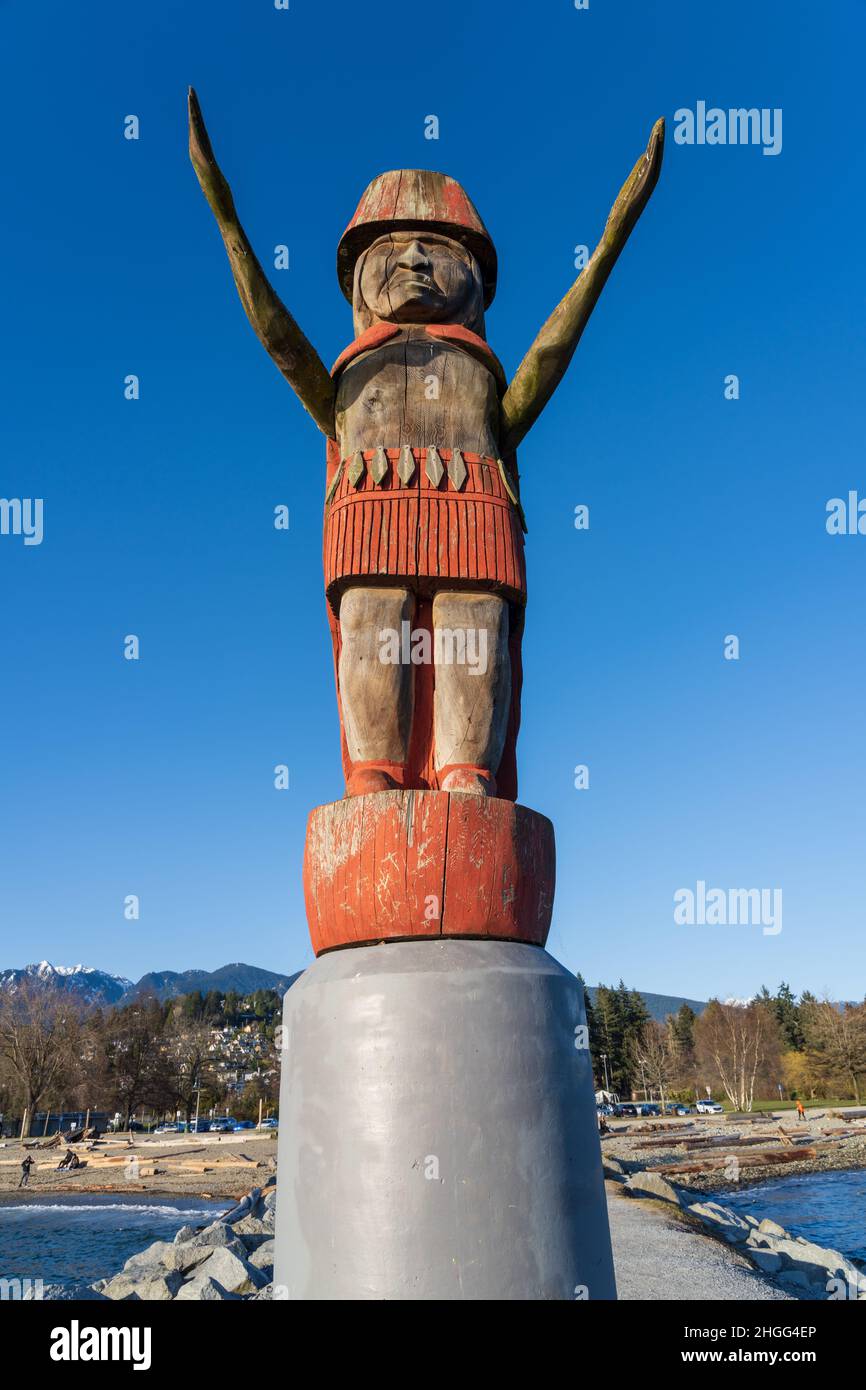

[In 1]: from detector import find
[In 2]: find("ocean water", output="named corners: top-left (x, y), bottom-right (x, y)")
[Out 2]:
top-left (0, 1193), bottom-right (229, 1290)
top-left (725, 1169), bottom-right (866, 1264)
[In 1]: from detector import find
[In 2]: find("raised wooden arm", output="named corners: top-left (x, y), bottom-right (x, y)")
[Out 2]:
top-left (188, 87), bottom-right (336, 437)
top-left (499, 118), bottom-right (664, 455)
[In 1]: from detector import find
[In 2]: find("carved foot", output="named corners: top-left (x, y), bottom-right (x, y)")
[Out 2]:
top-left (345, 767), bottom-right (401, 796)
top-left (439, 766), bottom-right (497, 797)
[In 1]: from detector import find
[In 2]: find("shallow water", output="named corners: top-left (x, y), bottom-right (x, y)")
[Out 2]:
top-left (0, 1192), bottom-right (228, 1289)
top-left (725, 1169), bottom-right (866, 1264)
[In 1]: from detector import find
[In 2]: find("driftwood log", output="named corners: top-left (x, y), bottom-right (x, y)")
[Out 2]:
top-left (656, 1147), bottom-right (819, 1175)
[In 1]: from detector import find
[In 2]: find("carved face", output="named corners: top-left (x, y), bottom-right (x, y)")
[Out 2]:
top-left (355, 231), bottom-right (483, 329)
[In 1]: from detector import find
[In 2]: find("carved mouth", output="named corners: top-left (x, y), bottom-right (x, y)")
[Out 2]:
top-left (389, 272), bottom-right (438, 293)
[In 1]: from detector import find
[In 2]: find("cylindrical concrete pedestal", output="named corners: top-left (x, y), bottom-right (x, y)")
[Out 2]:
top-left (274, 939), bottom-right (616, 1300)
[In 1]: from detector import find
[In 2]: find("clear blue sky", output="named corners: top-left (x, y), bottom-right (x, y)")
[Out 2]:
top-left (2, 1), bottom-right (863, 1001)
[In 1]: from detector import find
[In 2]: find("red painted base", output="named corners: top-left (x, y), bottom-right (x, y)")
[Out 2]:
top-left (303, 790), bottom-right (555, 955)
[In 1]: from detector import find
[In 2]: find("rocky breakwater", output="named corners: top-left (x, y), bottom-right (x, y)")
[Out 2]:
top-left (92, 1183), bottom-right (276, 1301)
top-left (613, 1164), bottom-right (866, 1301)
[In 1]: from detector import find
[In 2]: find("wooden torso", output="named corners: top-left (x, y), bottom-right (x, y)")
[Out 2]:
top-left (335, 326), bottom-right (500, 459)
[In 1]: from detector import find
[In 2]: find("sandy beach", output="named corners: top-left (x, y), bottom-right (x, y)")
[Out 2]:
top-left (0, 1130), bottom-right (279, 1201)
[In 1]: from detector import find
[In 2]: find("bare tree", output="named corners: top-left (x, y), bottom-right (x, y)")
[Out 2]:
top-left (694, 1000), bottom-right (781, 1112)
top-left (164, 1011), bottom-right (218, 1124)
top-left (0, 982), bottom-right (82, 1135)
top-left (97, 995), bottom-right (168, 1129)
top-left (803, 1001), bottom-right (866, 1103)
top-left (631, 1020), bottom-right (678, 1112)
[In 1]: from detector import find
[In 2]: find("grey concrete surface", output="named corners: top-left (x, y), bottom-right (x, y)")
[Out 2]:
top-left (274, 938), bottom-right (615, 1300)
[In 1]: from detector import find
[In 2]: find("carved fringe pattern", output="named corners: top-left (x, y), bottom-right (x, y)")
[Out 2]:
top-left (323, 447), bottom-right (527, 601)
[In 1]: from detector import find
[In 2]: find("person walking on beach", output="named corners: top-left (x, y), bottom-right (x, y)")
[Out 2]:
top-left (796, 1099), bottom-right (807, 1122)
top-left (18, 1154), bottom-right (34, 1187)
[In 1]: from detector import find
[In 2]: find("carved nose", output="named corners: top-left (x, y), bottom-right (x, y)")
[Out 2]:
top-left (395, 240), bottom-right (431, 272)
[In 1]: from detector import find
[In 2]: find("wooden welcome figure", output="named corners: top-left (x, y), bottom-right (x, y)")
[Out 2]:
top-left (189, 91), bottom-right (663, 804)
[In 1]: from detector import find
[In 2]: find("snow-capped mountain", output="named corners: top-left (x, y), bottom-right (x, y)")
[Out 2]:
top-left (0, 961), bottom-right (133, 1005)
top-left (0, 961), bottom-right (301, 1006)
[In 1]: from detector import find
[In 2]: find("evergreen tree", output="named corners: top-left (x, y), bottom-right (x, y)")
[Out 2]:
top-left (591, 984), bottom-right (623, 1093)
top-left (179, 990), bottom-right (204, 1023)
top-left (203, 989), bottom-right (224, 1022)
top-left (669, 1003), bottom-right (696, 1054)
top-left (757, 983), bottom-right (806, 1051)
top-left (589, 982), bottom-right (649, 1096)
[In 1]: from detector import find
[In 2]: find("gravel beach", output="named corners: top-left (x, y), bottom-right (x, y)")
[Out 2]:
top-left (606, 1182), bottom-right (793, 1300)
top-left (600, 1106), bottom-right (866, 1195)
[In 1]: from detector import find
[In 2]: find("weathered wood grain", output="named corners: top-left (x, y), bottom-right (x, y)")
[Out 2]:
top-left (500, 117), bottom-right (664, 453)
top-left (335, 330), bottom-right (500, 458)
top-left (304, 790), bottom-right (554, 954)
top-left (187, 89), bottom-right (335, 436)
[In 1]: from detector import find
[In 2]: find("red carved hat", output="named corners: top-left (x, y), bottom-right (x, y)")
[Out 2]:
top-left (337, 169), bottom-right (497, 308)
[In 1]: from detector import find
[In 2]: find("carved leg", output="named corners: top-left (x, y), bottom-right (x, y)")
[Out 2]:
top-left (338, 585), bottom-right (415, 795)
top-left (432, 591), bottom-right (511, 796)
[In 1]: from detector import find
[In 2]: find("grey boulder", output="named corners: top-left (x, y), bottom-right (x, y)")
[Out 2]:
top-left (624, 1171), bottom-right (682, 1205)
top-left (688, 1201), bottom-right (752, 1243)
top-left (757, 1217), bottom-right (788, 1239)
top-left (175, 1274), bottom-right (239, 1301)
top-left (102, 1271), bottom-right (182, 1302)
top-left (23, 1281), bottom-right (107, 1301)
top-left (192, 1245), bottom-right (269, 1295)
top-left (248, 1240), bottom-right (275, 1272)
top-left (748, 1249), bottom-right (783, 1274)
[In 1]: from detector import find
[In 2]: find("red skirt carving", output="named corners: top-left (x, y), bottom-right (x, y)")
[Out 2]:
top-left (323, 444), bottom-right (526, 610)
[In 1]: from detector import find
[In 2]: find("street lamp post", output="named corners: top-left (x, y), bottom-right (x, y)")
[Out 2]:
top-left (637, 1056), bottom-right (648, 1103)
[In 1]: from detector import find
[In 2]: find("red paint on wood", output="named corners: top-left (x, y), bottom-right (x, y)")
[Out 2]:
top-left (323, 449), bottom-right (526, 604)
top-left (336, 170), bottom-right (498, 306)
top-left (331, 322), bottom-right (506, 392)
top-left (304, 791), bottom-right (554, 955)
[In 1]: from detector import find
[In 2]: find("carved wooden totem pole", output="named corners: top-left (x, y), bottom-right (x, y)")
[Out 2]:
top-left (190, 89), bottom-right (663, 1299)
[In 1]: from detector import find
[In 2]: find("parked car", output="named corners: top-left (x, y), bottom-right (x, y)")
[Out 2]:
top-left (154, 1124), bottom-right (181, 1134)
top-left (637, 1103), bottom-right (660, 1117)
top-left (210, 1120), bottom-right (234, 1133)
top-left (612, 1103), bottom-right (637, 1118)
top-left (259, 1117), bottom-right (279, 1128)
top-left (596, 1103), bottom-right (615, 1117)
top-left (696, 1100), bottom-right (723, 1114)
top-left (232, 1119), bottom-right (255, 1129)
top-left (671, 1104), bottom-right (693, 1116)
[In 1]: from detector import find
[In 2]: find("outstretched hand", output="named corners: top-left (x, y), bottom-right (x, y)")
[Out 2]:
top-left (188, 86), bottom-right (237, 226)
top-left (499, 117), bottom-right (665, 454)
top-left (603, 117), bottom-right (665, 252)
